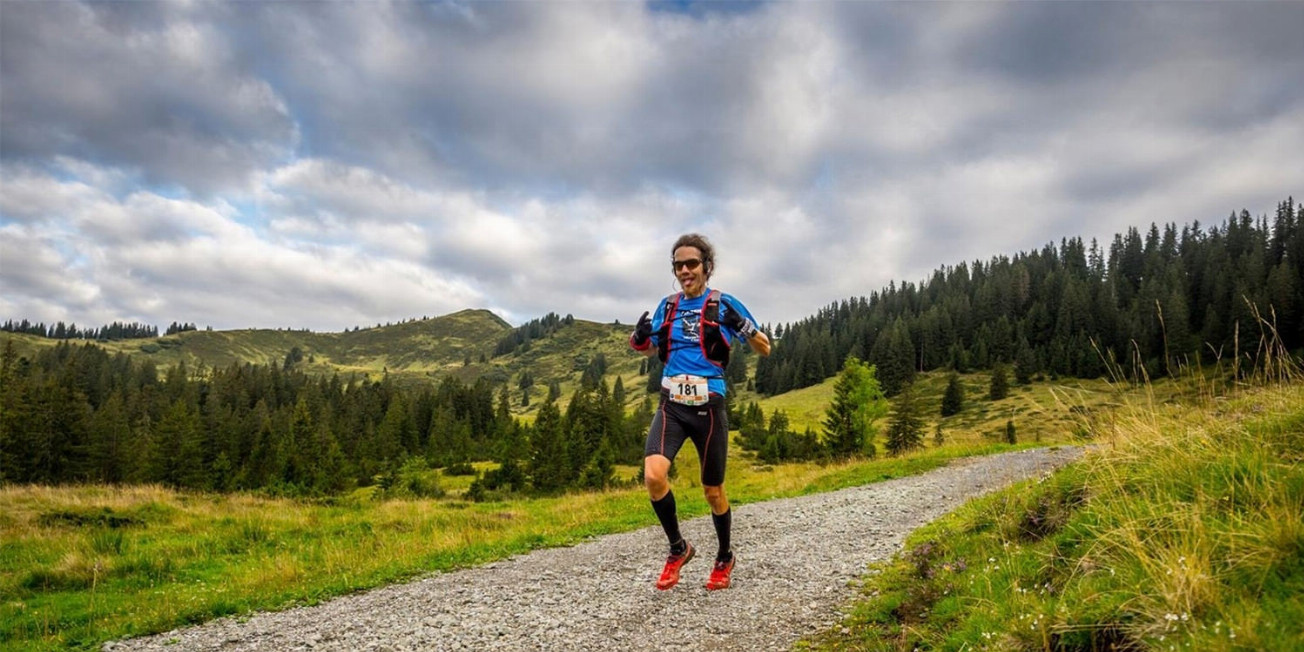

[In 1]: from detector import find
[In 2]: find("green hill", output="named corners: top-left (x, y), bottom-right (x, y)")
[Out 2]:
top-left (0, 309), bottom-right (649, 414)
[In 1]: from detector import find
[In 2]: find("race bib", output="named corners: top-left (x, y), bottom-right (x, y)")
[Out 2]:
top-left (663, 374), bottom-right (709, 406)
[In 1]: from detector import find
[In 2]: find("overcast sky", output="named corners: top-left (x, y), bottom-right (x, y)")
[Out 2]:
top-left (2, 1), bottom-right (1302, 332)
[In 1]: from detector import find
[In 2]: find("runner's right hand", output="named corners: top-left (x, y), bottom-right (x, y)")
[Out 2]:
top-left (632, 311), bottom-right (653, 345)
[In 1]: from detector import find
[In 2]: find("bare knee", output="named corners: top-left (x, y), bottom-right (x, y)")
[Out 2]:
top-left (644, 457), bottom-right (671, 499)
top-left (645, 473), bottom-right (668, 498)
top-left (703, 485), bottom-right (729, 514)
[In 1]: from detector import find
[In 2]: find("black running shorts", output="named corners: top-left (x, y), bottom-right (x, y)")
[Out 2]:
top-left (644, 391), bottom-right (729, 487)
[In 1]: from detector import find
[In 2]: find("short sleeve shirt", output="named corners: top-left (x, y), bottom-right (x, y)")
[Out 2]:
top-left (649, 289), bottom-right (759, 396)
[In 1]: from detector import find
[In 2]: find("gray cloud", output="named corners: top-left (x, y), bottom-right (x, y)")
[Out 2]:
top-left (2, 1), bottom-right (1302, 333)
top-left (0, 2), bottom-right (296, 194)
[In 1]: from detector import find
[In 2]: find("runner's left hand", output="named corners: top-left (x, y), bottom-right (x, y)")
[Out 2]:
top-left (721, 306), bottom-right (757, 339)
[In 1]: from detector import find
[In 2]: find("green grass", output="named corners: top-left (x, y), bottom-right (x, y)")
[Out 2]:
top-left (801, 380), bottom-right (1304, 651)
top-left (1, 441), bottom-right (1052, 649)
top-left (752, 371), bottom-right (1122, 447)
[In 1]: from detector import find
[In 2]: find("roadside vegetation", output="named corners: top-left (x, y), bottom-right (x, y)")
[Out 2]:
top-left (803, 357), bottom-right (1304, 651)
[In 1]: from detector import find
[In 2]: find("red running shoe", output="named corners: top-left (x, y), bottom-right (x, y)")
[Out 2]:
top-left (705, 555), bottom-right (734, 590)
top-left (655, 541), bottom-right (695, 590)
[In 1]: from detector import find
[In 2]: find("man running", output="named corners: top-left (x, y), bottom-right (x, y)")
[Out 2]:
top-left (629, 233), bottom-right (771, 590)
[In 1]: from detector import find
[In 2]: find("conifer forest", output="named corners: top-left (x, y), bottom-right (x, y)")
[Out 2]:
top-left (755, 198), bottom-right (1303, 396)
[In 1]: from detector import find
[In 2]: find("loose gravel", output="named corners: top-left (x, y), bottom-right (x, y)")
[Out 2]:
top-left (105, 446), bottom-right (1082, 651)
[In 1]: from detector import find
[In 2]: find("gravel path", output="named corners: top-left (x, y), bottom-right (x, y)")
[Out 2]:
top-left (106, 446), bottom-right (1082, 652)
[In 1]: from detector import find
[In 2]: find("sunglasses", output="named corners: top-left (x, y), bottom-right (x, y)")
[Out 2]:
top-left (672, 258), bottom-right (703, 272)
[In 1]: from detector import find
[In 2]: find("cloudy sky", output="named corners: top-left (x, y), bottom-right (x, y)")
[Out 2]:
top-left (2, 1), bottom-right (1302, 332)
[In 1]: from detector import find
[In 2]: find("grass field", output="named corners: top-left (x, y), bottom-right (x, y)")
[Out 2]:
top-left (0, 370), bottom-right (1236, 650)
top-left (801, 378), bottom-right (1304, 651)
top-left (750, 371), bottom-right (1125, 447)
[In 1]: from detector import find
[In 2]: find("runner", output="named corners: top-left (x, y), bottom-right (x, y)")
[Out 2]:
top-left (629, 233), bottom-right (771, 590)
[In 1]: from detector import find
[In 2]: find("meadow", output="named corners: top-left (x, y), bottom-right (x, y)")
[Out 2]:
top-left (802, 376), bottom-right (1304, 650)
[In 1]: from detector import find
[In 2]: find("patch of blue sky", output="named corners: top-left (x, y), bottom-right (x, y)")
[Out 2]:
top-left (49, 157), bottom-right (192, 203)
top-left (46, 230), bottom-right (90, 269)
top-left (646, 0), bottom-right (766, 18)
top-left (225, 199), bottom-right (269, 230)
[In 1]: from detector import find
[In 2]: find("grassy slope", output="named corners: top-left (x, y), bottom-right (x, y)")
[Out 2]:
top-left (0, 310), bottom-right (514, 379)
top-left (0, 311), bottom-right (645, 414)
top-left (751, 372), bottom-right (1120, 448)
top-left (802, 381), bottom-right (1304, 651)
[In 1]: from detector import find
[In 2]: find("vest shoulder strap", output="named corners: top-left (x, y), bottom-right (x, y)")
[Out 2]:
top-left (703, 289), bottom-right (721, 322)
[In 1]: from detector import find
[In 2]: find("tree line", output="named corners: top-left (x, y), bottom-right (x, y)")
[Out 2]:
top-left (1, 319), bottom-right (160, 341)
top-left (756, 197), bottom-right (1302, 396)
top-left (493, 312), bottom-right (575, 357)
top-left (0, 340), bottom-right (651, 497)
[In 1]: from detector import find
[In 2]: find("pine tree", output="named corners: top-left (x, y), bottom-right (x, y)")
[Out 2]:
top-left (529, 396), bottom-right (567, 492)
top-left (989, 363), bottom-right (1010, 401)
top-left (88, 391), bottom-right (131, 483)
top-left (579, 435), bottom-right (616, 489)
top-left (885, 382), bottom-right (924, 456)
top-left (1014, 340), bottom-right (1037, 384)
top-left (518, 370), bottom-right (534, 407)
top-left (823, 357), bottom-right (887, 458)
top-left (644, 357), bottom-right (663, 394)
top-left (940, 372), bottom-right (964, 417)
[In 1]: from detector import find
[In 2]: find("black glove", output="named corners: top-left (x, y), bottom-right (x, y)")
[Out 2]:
top-left (721, 304), bottom-right (757, 339)
top-left (632, 311), bottom-right (653, 346)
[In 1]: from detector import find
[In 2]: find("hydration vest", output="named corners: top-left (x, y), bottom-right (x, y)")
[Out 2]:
top-left (657, 289), bottom-right (731, 369)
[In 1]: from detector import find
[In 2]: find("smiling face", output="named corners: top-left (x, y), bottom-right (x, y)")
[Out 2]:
top-left (673, 245), bottom-right (708, 297)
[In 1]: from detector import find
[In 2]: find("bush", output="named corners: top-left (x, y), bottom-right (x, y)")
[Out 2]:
top-left (443, 462), bottom-right (477, 476)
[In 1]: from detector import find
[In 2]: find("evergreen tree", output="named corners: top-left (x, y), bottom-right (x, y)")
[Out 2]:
top-left (1014, 340), bottom-right (1037, 384)
top-left (644, 357), bottom-right (663, 393)
top-left (736, 401), bottom-right (768, 453)
top-left (940, 372), bottom-right (964, 417)
top-left (989, 363), bottom-right (1010, 401)
top-left (518, 370), bottom-right (534, 407)
top-left (88, 391), bottom-right (131, 483)
top-left (529, 396), bottom-right (568, 492)
top-left (885, 382), bottom-right (924, 456)
top-left (374, 395), bottom-right (408, 466)
top-left (579, 435), bottom-right (616, 489)
top-left (874, 317), bottom-right (916, 396)
top-left (822, 357), bottom-right (887, 459)
top-left (0, 341), bottom-right (26, 483)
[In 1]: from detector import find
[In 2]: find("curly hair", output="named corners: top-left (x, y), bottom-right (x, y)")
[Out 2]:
top-left (671, 233), bottom-right (716, 279)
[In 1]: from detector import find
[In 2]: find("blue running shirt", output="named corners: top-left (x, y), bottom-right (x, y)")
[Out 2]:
top-left (649, 289), bottom-right (759, 396)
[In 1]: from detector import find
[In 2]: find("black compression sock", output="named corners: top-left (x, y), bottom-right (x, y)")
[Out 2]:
top-left (712, 508), bottom-right (732, 562)
top-left (651, 491), bottom-right (682, 550)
